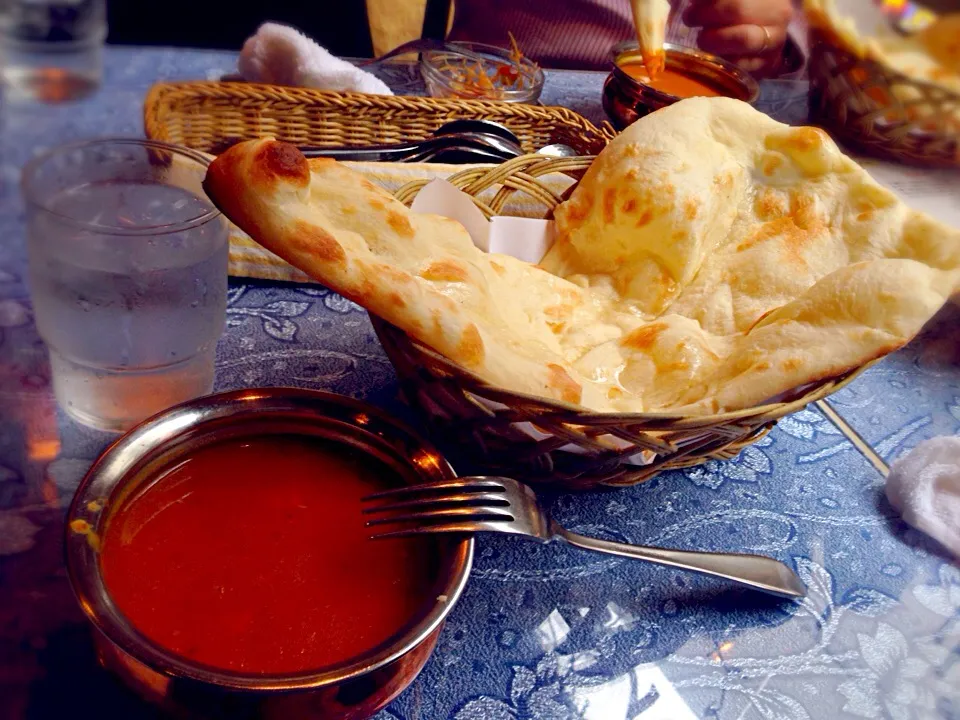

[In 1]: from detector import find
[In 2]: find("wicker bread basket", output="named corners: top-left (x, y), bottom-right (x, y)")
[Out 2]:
top-left (144, 81), bottom-right (614, 157)
top-left (808, 30), bottom-right (960, 168)
top-left (143, 81), bottom-right (869, 489)
top-left (378, 155), bottom-right (870, 490)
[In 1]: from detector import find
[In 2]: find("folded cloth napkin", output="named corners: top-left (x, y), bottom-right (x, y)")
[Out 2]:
top-left (886, 435), bottom-right (960, 558)
top-left (238, 22), bottom-right (393, 95)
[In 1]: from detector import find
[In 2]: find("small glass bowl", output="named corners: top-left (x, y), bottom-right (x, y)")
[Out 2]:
top-left (420, 41), bottom-right (544, 103)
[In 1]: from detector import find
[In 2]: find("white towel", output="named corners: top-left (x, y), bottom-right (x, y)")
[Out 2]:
top-left (886, 435), bottom-right (960, 558)
top-left (238, 22), bottom-right (393, 96)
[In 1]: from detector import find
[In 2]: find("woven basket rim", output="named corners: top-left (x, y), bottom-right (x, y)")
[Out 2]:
top-left (143, 80), bottom-right (617, 138)
top-left (811, 34), bottom-right (960, 104)
top-left (369, 316), bottom-right (873, 425)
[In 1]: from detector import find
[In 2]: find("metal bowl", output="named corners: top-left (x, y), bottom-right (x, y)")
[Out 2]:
top-left (603, 42), bottom-right (760, 129)
top-left (65, 388), bottom-right (473, 719)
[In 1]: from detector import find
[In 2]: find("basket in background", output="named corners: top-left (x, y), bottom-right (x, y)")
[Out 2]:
top-left (808, 30), bottom-right (960, 168)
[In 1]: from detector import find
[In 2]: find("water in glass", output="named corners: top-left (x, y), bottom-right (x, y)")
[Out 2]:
top-left (24, 141), bottom-right (228, 431)
top-left (0, 0), bottom-right (106, 102)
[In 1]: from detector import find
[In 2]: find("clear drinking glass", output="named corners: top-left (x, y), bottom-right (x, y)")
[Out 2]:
top-left (22, 139), bottom-right (229, 432)
top-left (0, 0), bottom-right (106, 102)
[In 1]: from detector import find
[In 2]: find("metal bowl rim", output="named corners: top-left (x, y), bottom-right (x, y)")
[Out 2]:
top-left (609, 41), bottom-right (761, 104)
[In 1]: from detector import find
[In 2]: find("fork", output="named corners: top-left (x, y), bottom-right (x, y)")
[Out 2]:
top-left (363, 477), bottom-right (807, 599)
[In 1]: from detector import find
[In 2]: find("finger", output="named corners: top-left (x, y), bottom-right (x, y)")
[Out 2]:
top-left (683, 0), bottom-right (793, 29)
top-left (697, 24), bottom-right (787, 57)
top-left (726, 54), bottom-right (783, 78)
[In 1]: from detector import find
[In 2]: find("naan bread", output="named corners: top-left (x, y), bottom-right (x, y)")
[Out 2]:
top-left (204, 141), bottom-right (622, 410)
top-left (204, 98), bottom-right (960, 415)
top-left (630, 0), bottom-right (670, 76)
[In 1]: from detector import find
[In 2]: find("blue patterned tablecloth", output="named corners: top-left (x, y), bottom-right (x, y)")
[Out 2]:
top-left (0, 47), bottom-right (958, 720)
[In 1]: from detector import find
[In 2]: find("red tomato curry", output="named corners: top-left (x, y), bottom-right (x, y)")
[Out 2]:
top-left (100, 435), bottom-right (439, 675)
top-left (619, 62), bottom-right (724, 98)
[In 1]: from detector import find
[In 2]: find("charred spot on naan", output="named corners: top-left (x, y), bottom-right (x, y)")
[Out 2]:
top-left (543, 304), bottom-right (573, 319)
top-left (386, 291), bottom-right (407, 308)
top-left (754, 187), bottom-right (788, 220)
top-left (387, 210), bottom-right (415, 238)
top-left (713, 170), bottom-right (736, 190)
top-left (419, 259), bottom-right (470, 283)
top-left (559, 191), bottom-right (593, 226)
top-left (621, 322), bottom-right (669, 351)
top-left (545, 363), bottom-right (582, 405)
top-left (289, 220), bottom-right (347, 265)
top-left (543, 304), bottom-right (573, 335)
top-left (736, 196), bottom-right (826, 262)
top-left (635, 208), bottom-right (655, 227)
top-left (252, 141), bottom-right (311, 189)
top-left (760, 151), bottom-right (785, 177)
top-left (602, 188), bottom-right (618, 224)
top-left (764, 127), bottom-right (834, 177)
top-left (780, 357), bottom-right (803, 372)
top-left (455, 324), bottom-right (485, 368)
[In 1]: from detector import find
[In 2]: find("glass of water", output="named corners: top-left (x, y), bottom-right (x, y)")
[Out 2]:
top-left (22, 139), bottom-right (229, 432)
top-left (0, 0), bottom-right (106, 102)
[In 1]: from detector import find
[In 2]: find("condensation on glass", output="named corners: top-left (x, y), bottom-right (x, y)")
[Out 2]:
top-left (21, 139), bottom-right (229, 431)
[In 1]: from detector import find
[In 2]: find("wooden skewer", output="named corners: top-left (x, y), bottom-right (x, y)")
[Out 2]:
top-left (814, 399), bottom-right (890, 477)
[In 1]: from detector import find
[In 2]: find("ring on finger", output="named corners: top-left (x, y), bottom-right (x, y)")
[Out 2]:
top-left (757, 24), bottom-right (772, 54)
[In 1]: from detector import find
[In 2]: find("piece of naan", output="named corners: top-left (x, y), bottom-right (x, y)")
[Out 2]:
top-left (630, 0), bottom-right (671, 76)
top-left (204, 97), bottom-right (960, 415)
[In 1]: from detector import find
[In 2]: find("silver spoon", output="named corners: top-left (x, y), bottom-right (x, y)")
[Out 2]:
top-left (299, 134), bottom-right (519, 162)
top-left (298, 120), bottom-right (524, 162)
top-left (537, 143), bottom-right (579, 157)
top-left (301, 121), bottom-right (577, 162)
top-left (439, 121), bottom-right (578, 157)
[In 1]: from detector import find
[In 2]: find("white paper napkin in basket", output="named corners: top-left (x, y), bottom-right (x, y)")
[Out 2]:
top-left (226, 165), bottom-right (576, 283)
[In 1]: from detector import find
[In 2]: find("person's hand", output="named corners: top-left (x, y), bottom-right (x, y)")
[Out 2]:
top-left (682, 0), bottom-right (794, 78)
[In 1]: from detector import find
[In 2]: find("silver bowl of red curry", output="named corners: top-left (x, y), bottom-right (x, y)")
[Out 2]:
top-left (603, 41), bottom-right (760, 129)
top-left (65, 388), bottom-right (473, 719)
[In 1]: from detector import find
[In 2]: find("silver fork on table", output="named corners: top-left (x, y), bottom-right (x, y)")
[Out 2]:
top-left (363, 477), bottom-right (806, 599)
